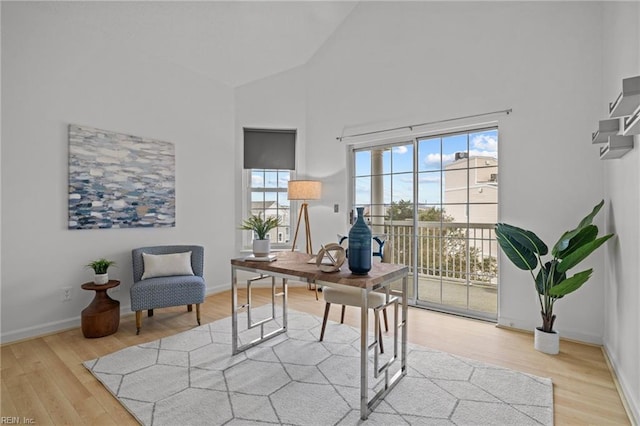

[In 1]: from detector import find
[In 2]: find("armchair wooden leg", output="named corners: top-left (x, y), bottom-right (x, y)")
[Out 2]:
top-left (319, 303), bottom-right (331, 342)
top-left (187, 304), bottom-right (193, 312)
top-left (135, 311), bottom-right (142, 335)
top-left (340, 305), bottom-right (346, 324)
top-left (148, 309), bottom-right (154, 317)
top-left (196, 304), bottom-right (201, 325)
top-left (383, 308), bottom-right (389, 332)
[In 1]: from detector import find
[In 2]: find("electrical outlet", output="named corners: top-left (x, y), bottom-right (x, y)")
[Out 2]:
top-left (334, 204), bottom-right (339, 213)
top-left (61, 287), bottom-right (72, 302)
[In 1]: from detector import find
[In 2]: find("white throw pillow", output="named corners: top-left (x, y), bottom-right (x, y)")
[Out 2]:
top-left (141, 251), bottom-right (194, 280)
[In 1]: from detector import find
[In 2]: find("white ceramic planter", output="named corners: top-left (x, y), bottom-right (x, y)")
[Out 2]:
top-left (252, 239), bottom-right (271, 257)
top-left (94, 273), bottom-right (109, 285)
top-left (534, 327), bottom-right (559, 355)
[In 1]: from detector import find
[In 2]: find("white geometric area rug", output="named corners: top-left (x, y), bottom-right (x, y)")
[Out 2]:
top-left (84, 306), bottom-right (553, 426)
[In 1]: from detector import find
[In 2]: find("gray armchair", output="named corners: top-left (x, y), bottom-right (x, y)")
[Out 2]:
top-left (131, 245), bottom-right (206, 334)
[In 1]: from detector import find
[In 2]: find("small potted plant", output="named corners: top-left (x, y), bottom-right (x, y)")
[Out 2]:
top-left (86, 258), bottom-right (116, 285)
top-left (495, 200), bottom-right (613, 354)
top-left (240, 213), bottom-right (282, 257)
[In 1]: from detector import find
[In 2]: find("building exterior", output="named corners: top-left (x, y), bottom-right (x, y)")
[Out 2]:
top-left (444, 153), bottom-right (498, 225)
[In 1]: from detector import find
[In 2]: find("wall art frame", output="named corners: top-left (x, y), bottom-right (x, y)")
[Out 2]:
top-left (68, 124), bottom-right (176, 229)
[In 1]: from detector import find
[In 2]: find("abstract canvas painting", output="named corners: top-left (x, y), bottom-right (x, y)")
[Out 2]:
top-left (68, 124), bottom-right (175, 229)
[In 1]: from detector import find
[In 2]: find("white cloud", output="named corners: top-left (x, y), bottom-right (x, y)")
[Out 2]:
top-left (393, 146), bottom-right (409, 154)
top-left (252, 175), bottom-right (264, 186)
top-left (471, 134), bottom-right (497, 152)
top-left (418, 174), bottom-right (441, 183)
top-left (356, 181), bottom-right (370, 192)
top-left (469, 149), bottom-right (498, 159)
top-left (424, 152), bottom-right (456, 165)
top-left (279, 175), bottom-right (290, 186)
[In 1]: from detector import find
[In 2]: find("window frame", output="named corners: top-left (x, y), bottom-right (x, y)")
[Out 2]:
top-left (347, 124), bottom-right (499, 321)
top-left (242, 127), bottom-right (298, 251)
top-left (243, 168), bottom-right (296, 251)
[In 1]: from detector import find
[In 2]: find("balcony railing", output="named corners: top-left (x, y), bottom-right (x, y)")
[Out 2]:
top-left (380, 220), bottom-right (498, 287)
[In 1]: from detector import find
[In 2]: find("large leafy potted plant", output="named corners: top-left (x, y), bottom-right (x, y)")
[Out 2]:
top-left (495, 200), bottom-right (613, 354)
top-left (240, 213), bottom-right (282, 257)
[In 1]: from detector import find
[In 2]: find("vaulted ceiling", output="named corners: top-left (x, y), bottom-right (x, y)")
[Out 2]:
top-left (37, 1), bottom-right (358, 87)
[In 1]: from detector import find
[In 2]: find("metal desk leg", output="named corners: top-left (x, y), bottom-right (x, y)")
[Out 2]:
top-left (231, 266), bottom-right (239, 354)
top-left (360, 274), bottom-right (408, 420)
top-left (282, 278), bottom-right (288, 331)
top-left (232, 268), bottom-right (288, 355)
top-left (401, 274), bottom-right (408, 378)
top-left (360, 287), bottom-right (369, 420)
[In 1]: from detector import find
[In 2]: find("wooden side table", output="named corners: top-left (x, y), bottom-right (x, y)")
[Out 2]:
top-left (81, 280), bottom-right (120, 338)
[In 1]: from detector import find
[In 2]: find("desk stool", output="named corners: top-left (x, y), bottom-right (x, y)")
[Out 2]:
top-left (319, 286), bottom-right (389, 353)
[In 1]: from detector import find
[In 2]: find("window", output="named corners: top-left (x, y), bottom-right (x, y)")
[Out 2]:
top-left (243, 127), bottom-right (297, 249)
top-left (351, 127), bottom-right (499, 320)
top-left (248, 169), bottom-right (291, 247)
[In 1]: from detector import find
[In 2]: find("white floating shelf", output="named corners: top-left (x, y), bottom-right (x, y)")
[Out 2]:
top-left (600, 135), bottom-right (634, 159)
top-left (609, 75), bottom-right (640, 118)
top-left (622, 106), bottom-right (640, 136)
top-left (592, 118), bottom-right (620, 144)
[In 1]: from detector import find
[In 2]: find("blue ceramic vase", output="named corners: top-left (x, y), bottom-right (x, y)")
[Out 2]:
top-left (348, 207), bottom-right (372, 275)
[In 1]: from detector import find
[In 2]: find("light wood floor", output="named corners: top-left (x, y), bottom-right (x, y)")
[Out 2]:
top-left (1, 287), bottom-right (631, 425)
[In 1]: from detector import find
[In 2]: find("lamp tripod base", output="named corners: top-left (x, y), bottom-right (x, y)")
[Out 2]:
top-left (291, 202), bottom-right (313, 255)
top-left (291, 202), bottom-right (320, 297)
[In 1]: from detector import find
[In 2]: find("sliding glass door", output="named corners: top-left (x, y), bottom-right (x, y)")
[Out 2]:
top-left (351, 128), bottom-right (499, 320)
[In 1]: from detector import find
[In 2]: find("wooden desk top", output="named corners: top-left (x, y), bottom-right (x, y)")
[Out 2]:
top-left (231, 251), bottom-right (408, 290)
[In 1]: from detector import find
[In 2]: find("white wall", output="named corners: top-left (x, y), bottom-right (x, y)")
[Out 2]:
top-left (601, 2), bottom-right (640, 422)
top-left (303, 1), bottom-right (606, 342)
top-left (1, 3), bottom-right (236, 342)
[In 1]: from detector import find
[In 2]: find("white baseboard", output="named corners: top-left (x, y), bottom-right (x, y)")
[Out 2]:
top-left (603, 344), bottom-right (639, 425)
top-left (497, 316), bottom-right (603, 345)
top-left (1, 317), bottom-right (82, 344)
top-left (0, 304), bottom-right (137, 344)
top-left (0, 282), bottom-right (308, 344)
top-left (206, 283), bottom-right (229, 294)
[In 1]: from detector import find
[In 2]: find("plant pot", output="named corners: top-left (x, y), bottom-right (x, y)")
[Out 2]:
top-left (94, 273), bottom-right (109, 285)
top-left (252, 239), bottom-right (270, 257)
top-left (534, 327), bottom-right (559, 355)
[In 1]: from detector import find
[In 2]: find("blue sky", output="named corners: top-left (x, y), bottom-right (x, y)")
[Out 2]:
top-left (250, 170), bottom-right (291, 207)
top-left (354, 129), bottom-right (498, 206)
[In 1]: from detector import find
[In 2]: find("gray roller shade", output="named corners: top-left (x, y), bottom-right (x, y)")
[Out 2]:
top-left (243, 128), bottom-right (296, 170)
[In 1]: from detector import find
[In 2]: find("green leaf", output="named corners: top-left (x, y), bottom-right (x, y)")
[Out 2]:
top-left (552, 200), bottom-right (604, 255)
top-left (496, 224), bottom-right (539, 271)
top-left (535, 261), bottom-right (566, 296)
top-left (239, 213), bottom-right (282, 240)
top-left (535, 264), bottom-right (548, 295)
top-left (577, 199), bottom-right (605, 230)
top-left (556, 225), bottom-right (598, 259)
top-left (86, 258), bottom-right (116, 274)
top-left (496, 223), bottom-right (548, 256)
top-left (548, 269), bottom-right (593, 297)
top-left (556, 234), bottom-right (614, 273)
